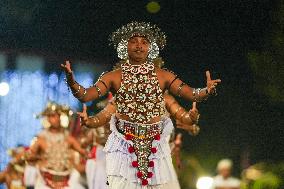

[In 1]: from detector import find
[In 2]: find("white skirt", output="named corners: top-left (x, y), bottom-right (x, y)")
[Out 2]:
top-left (34, 168), bottom-right (84, 189)
top-left (86, 145), bottom-right (107, 189)
top-left (104, 116), bottom-right (180, 189)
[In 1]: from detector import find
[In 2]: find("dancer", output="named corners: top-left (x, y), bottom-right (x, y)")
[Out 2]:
top-left (27, 102), bottom-right (87, 189)
top-left (62, 21), bottom-right (220, 188)
top-left (78, 93), bottom-right (200, 189)
top-left (0, 146), bottom-right (27, 189)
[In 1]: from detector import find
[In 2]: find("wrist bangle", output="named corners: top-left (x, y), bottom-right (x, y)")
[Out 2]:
top-left (177, 83), bottom-right (186, 97)
top-left (78, 88), bottom-right (87, 100)
top-left (173, 107), bottom-right (182, 117)
top-left (72, 85), bottom-right (81, 95)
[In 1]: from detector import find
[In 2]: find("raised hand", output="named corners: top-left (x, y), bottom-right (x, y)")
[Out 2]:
top-left (189, 102), bottom-right (200, 124)
top-left (61, 60), bottom-right (72, 73)
top-left (206, 70), bottom-right (221, 95)
top-left (77, 104), bottom-right (88, 127)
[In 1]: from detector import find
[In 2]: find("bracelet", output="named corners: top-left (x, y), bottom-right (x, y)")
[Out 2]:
top-left (177, 83), bottom-right (186, 97)
top-left (196, 88), bottom-right (201, 102)
top-left (65, 71), bottom-right (76, 86)
top-left (169, 76), bottom-right (178, 91)
top-left (193, 88), bottom-right (196, 101)
top-left (72, 85), bottom-right (81, 95)
top-left (94, 85), bottom-right (102, 97)
top-left (193, 88), bottom-right (201, 102)
top-left (180, 111), bottom-right (186, 118)
top-left (78, 88), bottom-right (87, 100)
top-left (173, 107), bottom-right (182, 117)
top-left (102, 109), bottom-right (113, 118)
top-left (168, 100), bottom-right (177, 109)
top-left (93, 116), bottom-right (100, 125)
top-left (98, 79), bottom-right (108, 89)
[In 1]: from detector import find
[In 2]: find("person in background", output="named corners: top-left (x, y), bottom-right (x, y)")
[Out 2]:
top-left (27, 102), bottom-right (87, 189)
top-left (212, 159), bottom-right (241, 189)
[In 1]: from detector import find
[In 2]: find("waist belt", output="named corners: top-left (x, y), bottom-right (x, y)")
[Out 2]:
top-left (116, 118), bottom-right (162, 139)
top-left (41, 171), bottom-right (69, 188)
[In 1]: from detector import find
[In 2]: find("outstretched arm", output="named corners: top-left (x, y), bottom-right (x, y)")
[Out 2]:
top-left (159, 69), bottom-right (221, 102)
top-left (165, 93), bottom-right (200, 135)
top-left (61, 60), bottom-right (117, 103)
top-left (165, 94), bottom-right (198, 125)
top-left (78, 102), bottom-right (116, 128)
top-left (68, 136), bottom-right (88, 157)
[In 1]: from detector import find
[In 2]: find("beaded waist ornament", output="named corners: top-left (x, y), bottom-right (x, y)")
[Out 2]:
top-left (40, 170), bottom-right (69, 188)
top-left (116, 118), bottom-right (162, 186)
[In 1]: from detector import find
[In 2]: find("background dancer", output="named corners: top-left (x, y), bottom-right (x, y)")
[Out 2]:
top-left (27, 102), bottom-right (87, 189)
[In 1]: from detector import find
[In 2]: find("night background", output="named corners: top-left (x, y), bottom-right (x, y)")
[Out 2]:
top-left (0, 0), bottom-right (283, 188)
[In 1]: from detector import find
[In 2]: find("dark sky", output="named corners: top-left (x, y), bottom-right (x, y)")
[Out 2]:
top-left (0, 0), bottom-right (283, 173)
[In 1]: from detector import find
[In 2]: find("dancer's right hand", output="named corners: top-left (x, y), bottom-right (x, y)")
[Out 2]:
top-left (61, 60), bottom-right (72, 73)
top-left (77, 104), bottom-right (88, 126)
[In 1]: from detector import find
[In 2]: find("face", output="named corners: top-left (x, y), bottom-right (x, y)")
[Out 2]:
top-left (219, 167), bottom-right (231, 178)
top-left (127, 36), bottom-right (150, 62)
top-left (47, 113), bottom-right (61, 128)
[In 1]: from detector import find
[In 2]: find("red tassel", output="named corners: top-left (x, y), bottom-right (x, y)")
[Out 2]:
top-left (142, 179), bottom-right (148, 185)
top-left (137, 171), bottom-right (143, 178)
top-left (151, 147), bottom-right (157, 153)
top-left (147, 172), bottom-right (153, 178)
top-left (128, 146), bottom-right (135, 153)
top-left (154, 134), bottom-right (160, 140)
top-left (148, 161), bottom-right (154, 167)
top-left (125, 134), bottom-right (133, 140)
top-left (132, 161), bottom-right (138, 167)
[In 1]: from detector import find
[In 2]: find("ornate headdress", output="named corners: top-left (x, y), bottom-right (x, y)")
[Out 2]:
top-left (36, 102), bottom-right (74, 128)
top-left (110, 21), bottom-right (167, 60)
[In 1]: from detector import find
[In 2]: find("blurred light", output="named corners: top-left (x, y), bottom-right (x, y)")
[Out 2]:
top-left (196, 176), bottom-right (213, 189)
top-left (0, 82), bottom-right (10, 96)
top-left (16, 55), bottom-right (44, 71)
top-left (48, 73), bottom-right (59, 87)
top-left (60, 114), bottom-right (69, 128)
top-left (146, 1), bottom-right (160, 14)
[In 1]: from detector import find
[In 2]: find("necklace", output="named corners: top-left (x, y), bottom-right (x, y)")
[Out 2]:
top-left (122, 60), bottom-right (154, 74)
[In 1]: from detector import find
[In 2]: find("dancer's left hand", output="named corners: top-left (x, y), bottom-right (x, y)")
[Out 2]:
top-left (206, 71), bottom-right (221, 95)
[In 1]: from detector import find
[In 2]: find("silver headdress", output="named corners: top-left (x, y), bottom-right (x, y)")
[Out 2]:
top-left (36, 101), bottom-right (74, 128)
top-left (110, 21), bottom-right (167, 60)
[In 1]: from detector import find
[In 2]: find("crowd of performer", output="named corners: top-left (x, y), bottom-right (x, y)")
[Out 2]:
top-left (0, 96), bottom-right (202, 189)
top-left (0, 21), bottom-right (233, 189)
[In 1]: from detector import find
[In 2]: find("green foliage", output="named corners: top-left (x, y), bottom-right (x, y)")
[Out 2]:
top-left (252, 172), bottom-right (280, 189)
top-left (242, 162), bottom-right (284, 189)
top-left (247, 1), bottom-right (284, 103)
top-left (175, 151), bottom-right (218, 189)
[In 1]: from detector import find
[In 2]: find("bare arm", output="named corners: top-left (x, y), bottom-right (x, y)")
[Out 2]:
top-left (165, 93), bottom-right (198, 125)
top-left (78, 102), bottom-right (116, 128)
top-left (164, 93), bottom-right (200, 135)
top-left (61, 60), bottom-right (120, 103)
top-left (158, 69), bottom-right (221, 102)
top-left (68, 135), bottom-right (88, 157)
